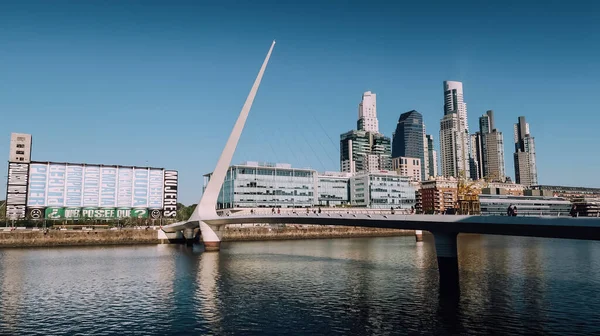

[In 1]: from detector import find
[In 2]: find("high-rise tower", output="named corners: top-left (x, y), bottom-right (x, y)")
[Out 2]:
top-left (392, 110), bottom-right (426, 180)
top-left (513, 116), bottom-right (537, 186)
top-left (357, 91), bottom-right (379, 133)
top-left (341, 91), bottom-right (391, 173)
top-left (426, 134), bottom-right (438, 178)
top-left (474, 110), bottom-right (505, 181)
top-left (440, 81), bottom-right (470, 178)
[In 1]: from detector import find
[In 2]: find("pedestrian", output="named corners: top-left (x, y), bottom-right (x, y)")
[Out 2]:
top-left (391, 206), bottom-right (395, 215)
top-left (277, 208), bottom-right (281, 214)
top-left (507, 205), bottom-right (513, 216)
top-left (318, 207), bottom-right (322, 214)
top-left (512, 206), bottom-right (518, 217)
top-left (272, 207), bottom-right (275, 214)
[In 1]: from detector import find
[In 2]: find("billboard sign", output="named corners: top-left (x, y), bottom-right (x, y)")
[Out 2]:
top-left (65, 165), bottom-right (83, 207)
top-left (83, 165), bottom-right (100, 207)
top-left (148, 169), bottom-right (164, 209)
top-left (100, 167), bottom-right (117, 207)
top-left (162, 170), bottom-right (178, 218)
top-left (6, 161), bottom-right (178, 221)
top-left (27, 163), bottom-right (48, 207)
top-left (117, 167), bottom-right (133, 207)
top-left (133, 168), bottom-right (149, 208)
top-left (5, 162), bottom-right (29, 220)
top-left (47, 163), bottom-right (66, 206)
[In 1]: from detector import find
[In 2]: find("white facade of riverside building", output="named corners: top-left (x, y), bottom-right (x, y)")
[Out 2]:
top-left (349, 171), bottom-right (416, 209)
top-left (205, 162), bottom-right (416, 209)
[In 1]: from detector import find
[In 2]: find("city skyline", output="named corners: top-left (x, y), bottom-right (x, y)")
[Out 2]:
top-left (1, 0), bottom-right (599, 204)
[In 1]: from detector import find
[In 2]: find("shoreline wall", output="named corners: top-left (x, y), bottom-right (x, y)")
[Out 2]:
top-left (0, 227), bottom-right (415, 248)
top-left (222, 227), bottom-right (413, 241)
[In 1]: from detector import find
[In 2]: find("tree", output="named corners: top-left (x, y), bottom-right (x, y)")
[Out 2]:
top-left (176, 203), bottom-right (197, 221)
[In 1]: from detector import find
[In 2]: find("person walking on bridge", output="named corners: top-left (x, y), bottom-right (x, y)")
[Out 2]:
top-left (507, 205), bottom-right (514, 216)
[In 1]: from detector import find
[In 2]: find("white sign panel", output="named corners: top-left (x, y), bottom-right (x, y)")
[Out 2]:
top-left (133, 168), bottom-right (149, 208)
top-left (148, 169), bottom-right (164, 209)
top-left (83, 165), bottom-right (100, 207)
top-left (65, 164), bottom-right (84, 207)
top-left (6, 162), bottom-right (29, 220)
top-left (27, 163), bottom-right (48, 207)
top-left (100, 167), bottom-right (117, 207)
top-left (47, 164), bottom-right (66, 206)
top-left (117, 167), bottom-right (133, 207)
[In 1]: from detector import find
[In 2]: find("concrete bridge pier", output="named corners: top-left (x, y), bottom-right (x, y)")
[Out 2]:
top-left (200, 221), bottom-right (224, 252)
top-left (415, 230), bottom-right (424, 242)
top-left (432, 231), bottom-right (460, 296)
top-left (183, 228), bottom-right (199, 246)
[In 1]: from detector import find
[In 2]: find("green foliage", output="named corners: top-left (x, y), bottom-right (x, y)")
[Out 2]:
top-left (176, 203), bottom-right (197, 221)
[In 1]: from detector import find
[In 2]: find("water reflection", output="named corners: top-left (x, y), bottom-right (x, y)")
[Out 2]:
top-left (0, 236), bottom-right (599, 335)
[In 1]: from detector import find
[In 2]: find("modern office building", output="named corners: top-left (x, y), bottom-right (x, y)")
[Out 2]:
top-left (9, 133), bottom-right (32, 163)
top-left (340, 130), bottom-right (391, 173)
top-left (391, 157), bottom-right (421, 182)
top-left (208, 162), bottom-right (417, 209)
top-left (207, 162), bottom-right (318, 209)
top-left (317, 171), bottom-right (351, 207)
top-left (392, 110), bottom-right (426, 180)
top-left (426, 134), bottom-right (438, 178)
top-left (349, 171), bottom-right (416, 209)
top-left (513, 116), bottom-right (538, 186)
top-left (440, 81), bottom-right (470, 179)
top-left (340, 91), bottom-right (391, 173)
top-left (357, 91), bottom-right (379, 133)
top-left (478, 193), bottom-right (571, 216)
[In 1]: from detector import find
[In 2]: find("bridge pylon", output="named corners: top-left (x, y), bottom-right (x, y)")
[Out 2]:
top-left (181, 41), bottom-right (276, 251)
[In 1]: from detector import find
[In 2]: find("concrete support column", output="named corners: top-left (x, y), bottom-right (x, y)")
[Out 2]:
top-left (432, 231), bottom-right (459, 296)
top-left (200, 221), bottom-right (223, 252)
top-left (415, 230), bottom-right (423, 242)
top-left (183, 228), bottom-right (198, 246)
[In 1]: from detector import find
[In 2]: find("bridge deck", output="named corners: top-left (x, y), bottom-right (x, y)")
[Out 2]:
top-left (164, 214), bottom-right (600, 241)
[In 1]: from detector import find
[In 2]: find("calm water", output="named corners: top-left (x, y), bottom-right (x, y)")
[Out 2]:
top-left (0, 235), bottom-right (599, 335)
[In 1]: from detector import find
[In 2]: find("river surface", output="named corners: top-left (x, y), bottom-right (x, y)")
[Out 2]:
top-left (0, 234), bottom-right (599, 335)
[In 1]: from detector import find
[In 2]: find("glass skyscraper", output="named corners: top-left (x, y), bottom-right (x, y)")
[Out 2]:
top-left (392, 110), bottom-right (426, 180)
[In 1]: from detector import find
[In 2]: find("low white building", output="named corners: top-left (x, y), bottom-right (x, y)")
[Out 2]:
top-left (317, 171), bottom-right (351, 207)
top-left (205, 162), bottom-right (316, 209)
top-left (349, 171), bottom-right (416, 209)
top-left (205, 163), bottom-right (415, 210)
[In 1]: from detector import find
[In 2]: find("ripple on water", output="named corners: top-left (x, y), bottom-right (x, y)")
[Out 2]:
top-left (0, 236), bottom-right (599, 335)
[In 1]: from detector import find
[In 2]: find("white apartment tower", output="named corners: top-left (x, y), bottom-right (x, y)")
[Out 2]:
top-left (9, 133), bottom-right (32, 163)
top-left (357, 91), bottom-right (379, 133)
top-left (439, 81), bottom-right (470, 178)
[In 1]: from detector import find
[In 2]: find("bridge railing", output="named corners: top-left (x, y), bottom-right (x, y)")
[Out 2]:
top-left (217, 209), bottom-right (575, 218)
top-left (219, 208), bottom-right (413, 217)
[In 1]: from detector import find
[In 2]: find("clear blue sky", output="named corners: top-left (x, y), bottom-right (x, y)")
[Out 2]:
top-left (1, 0), bottom-right (599, 205)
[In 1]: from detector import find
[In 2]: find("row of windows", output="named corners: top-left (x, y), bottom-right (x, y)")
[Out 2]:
top-left (236, 168), bottom-right (313, 178)
top-left (234, 191), bottom-right (313, 196)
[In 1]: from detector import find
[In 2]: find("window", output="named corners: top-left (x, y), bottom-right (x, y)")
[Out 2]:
top-left (16, 144), bottom-right (25, 148)
top-left (17, 137), bottom-right (25, 141)
top-left (16, 150), bottom-right (24, 155)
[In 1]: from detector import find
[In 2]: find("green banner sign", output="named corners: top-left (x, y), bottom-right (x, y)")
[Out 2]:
top-left (45, 207), bottom-right (64, 219)
top-left (42, 207), bottom-right (150, 219)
